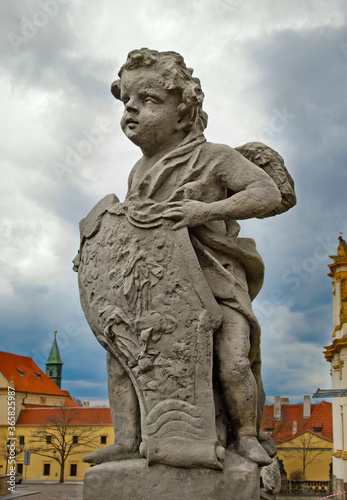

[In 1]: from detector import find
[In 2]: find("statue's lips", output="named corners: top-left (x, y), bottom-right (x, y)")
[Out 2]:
top-left (125, 118), bottom-right (139, 128)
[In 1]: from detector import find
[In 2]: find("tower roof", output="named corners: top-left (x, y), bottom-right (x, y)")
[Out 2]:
top-left (0, 351), bottom-right (67, 396)
top-left (45, 330), bottom-right (63, 366)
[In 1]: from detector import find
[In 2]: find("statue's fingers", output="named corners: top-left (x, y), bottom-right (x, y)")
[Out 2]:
top-left (166, 201), bottom-right (184, 208)
top-left (171, 220), bottom-right (186, 230)
top-left (162, 210), bottom-right (183, 220)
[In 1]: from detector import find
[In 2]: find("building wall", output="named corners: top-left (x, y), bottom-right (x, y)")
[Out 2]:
top-left (276, 432), bottom-right (333, 481)
top-left (324, 239), bottom-right (347, 496)
top-left (0, 388), bottom-right (66, 426)
top-left (0, 424), bottom-right (114, 481)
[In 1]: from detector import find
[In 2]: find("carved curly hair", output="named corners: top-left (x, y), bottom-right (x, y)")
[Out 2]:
top-left (111, 48), bottom-right (208, 132)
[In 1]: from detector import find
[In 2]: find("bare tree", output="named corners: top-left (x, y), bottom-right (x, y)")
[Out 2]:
top-left (279, 430), bottom-right (331, 481)
top-left (29, 406), bottom-right (100, 483)
top-left (262, 408), bottom-right (332, 481)
top-left (0, 430), bottom-right (24, 474)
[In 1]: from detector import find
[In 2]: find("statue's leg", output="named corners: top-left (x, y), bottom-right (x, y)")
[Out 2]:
top-left (252, 348), bottom-right (277, 458)
top-left (83, 351), bottom-right (141, 464)
top-left (249, 346), bottom-right (265, 432)
top-left (214, 305), bottom-right (272, 466)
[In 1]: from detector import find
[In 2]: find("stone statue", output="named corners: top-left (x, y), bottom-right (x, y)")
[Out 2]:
top-left (73, 48), bottom-right (296, 498)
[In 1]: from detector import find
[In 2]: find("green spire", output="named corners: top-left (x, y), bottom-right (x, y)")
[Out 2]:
top-left (46, 330), bottom-right (63, 365)
top-left (45, 330), bottom-right (63, 388)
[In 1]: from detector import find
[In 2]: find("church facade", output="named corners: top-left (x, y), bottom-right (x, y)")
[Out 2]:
top-left (324, 237), bottom-right (347, 496)
top-left (0, 332), bottom-right (113, 482)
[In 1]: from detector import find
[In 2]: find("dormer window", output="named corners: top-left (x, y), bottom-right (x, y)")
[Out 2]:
top-left (34, 372), bottom-right (42, 379)
top-left (16, 369), bottom-right (24, 376)
top-left (312, 426), bottom-right (322, 433)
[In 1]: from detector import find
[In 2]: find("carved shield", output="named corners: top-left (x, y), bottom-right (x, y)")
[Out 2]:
top-left (76, 197), bottom-right (224, 469)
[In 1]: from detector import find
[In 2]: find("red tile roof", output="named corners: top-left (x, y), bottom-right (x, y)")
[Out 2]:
top-left (63, 397), bottom-right (81, 407)
top-left (24, 397), bottom-right (79, 409)
top-left (17, 407), bottom-right (112, 426)
top-left (261, 401), bottom-right (333, 443)
top-left (0, 351), bottom-right (70, 397)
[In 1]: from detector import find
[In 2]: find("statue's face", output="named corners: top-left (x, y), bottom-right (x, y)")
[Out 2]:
top-left (119, 67), bottom-right (183, 154)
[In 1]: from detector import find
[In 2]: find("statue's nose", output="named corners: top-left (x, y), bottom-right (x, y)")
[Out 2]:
top-left (125, 99), bottom-right (139, 113)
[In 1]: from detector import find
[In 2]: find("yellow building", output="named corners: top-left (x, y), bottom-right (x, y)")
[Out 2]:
top-left (324, 236), bottom-right (347, 496)
top-left (277, 432), bottom-right (333, 482)
top-left (262, 396), bottom-right (333, 481)
top-left (12, 406), bottom-right (113, 482)
top-left (0, 350), bottom-right (74, 427)
top-left (0, 341), bottom-right (114, 482)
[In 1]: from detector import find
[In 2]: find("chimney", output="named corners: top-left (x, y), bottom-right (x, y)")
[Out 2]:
top-left (303, 395), bottom-right (311, 418)
top-left (274, 396), bottom-right (282, 420)
top-left (281, 397), bottom-right (289, 405)
top-left (292, 420), bottom-right (298, 436)
top-left (83, 400), bottom-right (90, 408)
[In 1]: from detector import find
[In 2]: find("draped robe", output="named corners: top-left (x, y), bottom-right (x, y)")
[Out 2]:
top-left (75, 128), bottom-right (272, 469)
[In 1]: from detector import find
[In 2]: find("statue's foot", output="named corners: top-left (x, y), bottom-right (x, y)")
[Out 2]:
top-left (83, 444), bottom-right (140, 464)
top-left (237, 436), bottom-right (272, 467)
top-left (258, 430), bottom-right (277, 458)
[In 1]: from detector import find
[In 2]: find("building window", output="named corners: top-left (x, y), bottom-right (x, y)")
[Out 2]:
top-left (264, 428), bottom-right (273, 434)
top-left (72, 436), bottom-right (78, 444)
top-left (70, 464), bottom-right (77, 476)
top-left (17, 463), bottom-right (23, 474)
top-left (16, 369), bottom-right (24, 376)
top-left (43, 463), bottom-right (51, 476)
top-left (100, 436), bottom-right (107, 445)
top-left (49, 369), bottom-right (54, 377)
top-left (34, 372), bottom-right (41, 379)
top-left (312, 426), bottom-right (322, 433)
top-left (46, 435), bottom-right (52, 444)
top-left (19, 436), bottom-right (25, 447)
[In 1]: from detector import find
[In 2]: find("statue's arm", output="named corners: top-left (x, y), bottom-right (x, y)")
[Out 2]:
top-left (210, 148), bottom-right (282, 220)
top-left (162, 146), bottom-right (282, 230)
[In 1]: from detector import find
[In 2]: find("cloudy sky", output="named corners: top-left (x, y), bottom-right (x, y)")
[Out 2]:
top-left (0, 0), bottom-right (346, 405)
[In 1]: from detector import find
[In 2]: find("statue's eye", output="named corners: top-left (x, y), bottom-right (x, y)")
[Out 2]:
top-left (143, 95), bottom-right (160, 104)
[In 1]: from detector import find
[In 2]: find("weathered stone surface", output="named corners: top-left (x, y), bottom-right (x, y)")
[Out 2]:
top-left (77, 208), bottom-right (223, 469)
top-left (75, 47), bottom-right (296, 496)
top-left (83, 450), bottom-right (260, 500)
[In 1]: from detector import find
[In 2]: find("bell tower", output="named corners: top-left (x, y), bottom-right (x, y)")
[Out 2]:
top-left (324, 236), bottom-right (347, 494)
top-left (45, 330), bottom-right (64, 389)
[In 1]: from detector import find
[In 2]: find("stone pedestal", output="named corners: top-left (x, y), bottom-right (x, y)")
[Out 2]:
top-left (83, 450), bottom-right (260, 500)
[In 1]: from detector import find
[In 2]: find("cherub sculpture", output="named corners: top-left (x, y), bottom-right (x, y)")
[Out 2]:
top-left (74, 48), bottom-right (296, 470)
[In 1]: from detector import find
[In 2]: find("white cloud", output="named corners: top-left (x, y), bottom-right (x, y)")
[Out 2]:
top-left (0, 0), bottom-right (345, 401)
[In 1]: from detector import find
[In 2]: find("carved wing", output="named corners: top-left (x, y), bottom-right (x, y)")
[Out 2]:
top-left (235, 141), bottom-right (296, 218)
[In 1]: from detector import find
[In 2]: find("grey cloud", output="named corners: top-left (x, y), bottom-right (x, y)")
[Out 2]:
top-left (253, 26), bottom-right (347, 202)
top-left (249, 25), bottom-right (346, 310)
top-left (1, 0), bottom-right (116, 103)
top-left (12, 281), bottom-right (49, 296)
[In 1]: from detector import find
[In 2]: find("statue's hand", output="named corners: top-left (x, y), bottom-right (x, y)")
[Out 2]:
top-left (162, 200), bottom-right (213, 230)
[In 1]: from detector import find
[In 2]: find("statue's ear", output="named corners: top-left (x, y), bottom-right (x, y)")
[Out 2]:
top-left (111, 80), bottom-right (121, 100)
top-left (176, 103), bottom-right (192, 131)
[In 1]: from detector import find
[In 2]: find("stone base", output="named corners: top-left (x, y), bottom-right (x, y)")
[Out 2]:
top-left (83, 449), bottom-right (260, 500)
